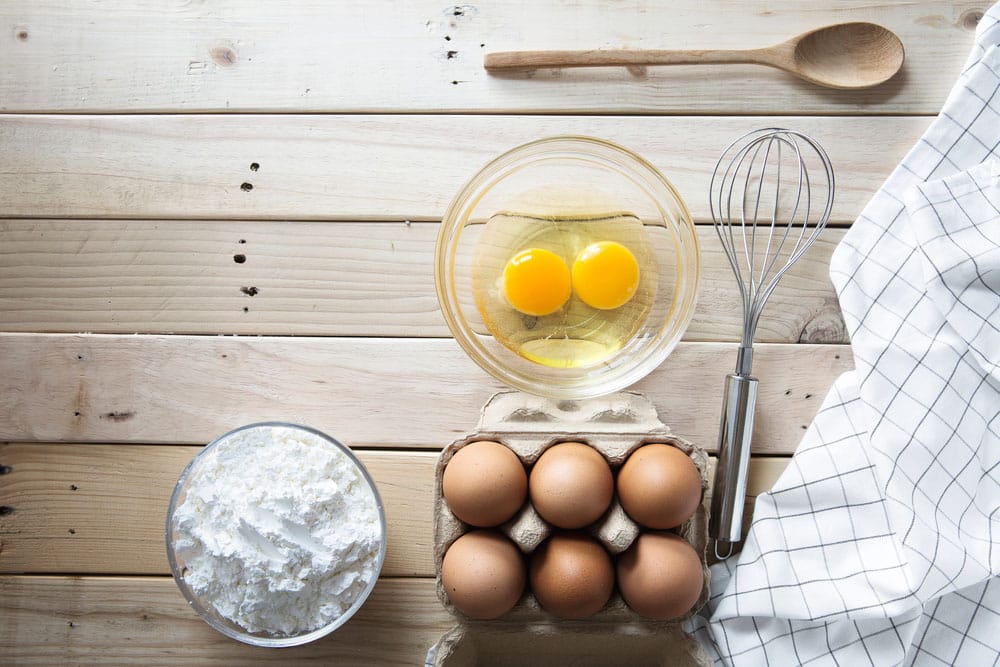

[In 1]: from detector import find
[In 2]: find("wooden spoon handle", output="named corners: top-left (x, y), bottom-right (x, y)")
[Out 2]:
top-left (484, 48), bottom-right (769, 71)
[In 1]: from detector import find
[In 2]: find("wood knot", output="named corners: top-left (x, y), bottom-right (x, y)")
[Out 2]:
top-left (961, 10), bottom-right (984, 31)
top-left (16, 28), bottom-right (28, 41)
top-left (210, 46), bottom-right (238, 67)
top-left (798, 301), bottom-right (847, 344)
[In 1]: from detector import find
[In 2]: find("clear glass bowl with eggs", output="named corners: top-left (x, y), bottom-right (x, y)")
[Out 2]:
top-left (436, 135), bottom-right (701, 400)
top-left (165, 422), bottom-right (387, 647)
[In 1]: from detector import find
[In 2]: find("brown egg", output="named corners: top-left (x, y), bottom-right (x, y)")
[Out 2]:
top-left (443, 441), bottom-right (527, 527)
top-left (529, 442), bottom-right (613, 529)
top-left (617, 531), bottom-right (704, 620)
top-left (441, 529), bottom-right (526, 619)
top-left (617, 443), bottom-right (702, 529)
top-left (529, 531), bottom-right (614, 619)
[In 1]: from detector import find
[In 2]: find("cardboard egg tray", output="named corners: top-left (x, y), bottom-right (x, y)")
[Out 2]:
top-left (426, 390), bottom-right (713, 667)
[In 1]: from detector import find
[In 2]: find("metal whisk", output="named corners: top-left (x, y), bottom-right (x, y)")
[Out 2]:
top-left (708, 128), bottom-right (835, 559)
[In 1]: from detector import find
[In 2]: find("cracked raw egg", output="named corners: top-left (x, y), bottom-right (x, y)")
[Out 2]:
top-left (472, 204), bottom-right (657, 370)
top-left (502, 247), bottom-right (572, 317)
top-left (572, 241), bottom-right (640, 310)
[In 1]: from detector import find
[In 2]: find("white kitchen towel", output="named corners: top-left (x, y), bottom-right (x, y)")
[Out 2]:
top-left (688, 6), bottom-right (1000, 665)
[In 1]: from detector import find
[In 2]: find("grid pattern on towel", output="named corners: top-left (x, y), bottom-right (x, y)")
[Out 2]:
top-left (687, 7), bottom-right (1000, 665)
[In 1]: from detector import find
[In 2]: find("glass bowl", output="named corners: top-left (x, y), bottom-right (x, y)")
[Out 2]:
top-left (435, 135), bottom-right (701, 399)
top-left (165, 422), bottom-right (387, 647)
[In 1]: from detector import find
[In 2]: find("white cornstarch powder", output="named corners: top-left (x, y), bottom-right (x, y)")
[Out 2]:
top-left (172, 425), bottom-right (383, 636)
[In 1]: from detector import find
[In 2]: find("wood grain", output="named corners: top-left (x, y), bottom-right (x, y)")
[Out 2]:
top-left (0, 443), bottom-right (788, 576)
top-left (0, 333), bottom-right (851, 450)
top-left (0, 576), bottom-right (452, 666)
top-left (0, 114), bottom-right (924, 223)
top-left (0, 1), bottom-right (980, 114)
top-left (0, 220), bottom-right (846, 343)
top-left (0, 446), bottom-right (437, 577)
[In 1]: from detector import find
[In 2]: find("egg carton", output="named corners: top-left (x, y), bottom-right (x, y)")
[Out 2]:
top-left (427, 390), bottom-right (712, 667)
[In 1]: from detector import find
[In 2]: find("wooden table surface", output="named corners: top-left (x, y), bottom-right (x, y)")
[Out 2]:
top-left (0, 1), bottom-right (985, 664)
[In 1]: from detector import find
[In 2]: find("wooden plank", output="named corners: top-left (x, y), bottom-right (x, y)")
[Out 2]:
top-left (0, 575), bottom-right (452, 666)
top-left (0, 333), bottom-right (850, 450)
top-left (0, 447), bottom-right (436, 577)
top-left (0, 114), bottom-right (924, 223)
top-left (0, 220), bottom-right (846, 343)
top-left (0, 444), bottom-right (788, 576)
top-left (0, 1), bottom-right (981, 114)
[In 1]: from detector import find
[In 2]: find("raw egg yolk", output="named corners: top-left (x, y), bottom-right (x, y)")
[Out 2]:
top-left (502, 248), bottom-right (572, 317)
top-left (572, 241), bottom-right (640, 310)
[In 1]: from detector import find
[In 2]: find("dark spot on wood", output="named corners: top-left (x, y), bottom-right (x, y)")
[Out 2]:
top-left (233, 254), bottom-right (246, 264)
top-left (240, 286), bottom-right (259, 297)
top-left (0, 506), bottom-right (13, 516)
top-left (77, 355), bottom-right (84, 360)
top-left (221, 354), bottom-right (228, 359)
top-left (101, 411), bottom-right (134, 422)
top-left (74, 411), bottom-right (80, 417)
top-left (16, 29), bottom-right (28, 41)
top-left (444, 35), bottom-right (451, 41)
top-left (451, 80), bottom-right (459, 85)
top-left (452, 6), bottom-right (464, 15)
top-left (480, 43), bottom-right (485, 48)
top-left (240, 182), bottom-right (253, 192)
top-left (801, 425), bottom-right (808, 430)
top-left (243, 307), bottom-right (249, 313)
top-left (784, 389), bottom-right (791, 396)
top-left (209, 46), bottom-right (238, 67)
top-left (249, 163), bottom-right (259, 172)
top-left (805, 393), bottom-right (813, 399)
top-left (68, 528), bottom-right (76, 535)
top-left (835, 354), bottom-right (841, 360)
top-left (447, 50), bottom-right (458, 59)
top-left (68, 621), bottom-right (74, 628)
top-left (141, 613), bottom-right (149, 620)
top-left (0, 465), bottom-right (11, 475)
top-left (70, 484), bottom-right (78, 491)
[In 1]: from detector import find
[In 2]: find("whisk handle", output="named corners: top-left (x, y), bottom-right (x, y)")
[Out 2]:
top-left (709, 373), bottom-right (759, 548)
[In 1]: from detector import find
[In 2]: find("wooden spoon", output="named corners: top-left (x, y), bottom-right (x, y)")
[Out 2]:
top-left (484, 22), bottom-right (905, 90)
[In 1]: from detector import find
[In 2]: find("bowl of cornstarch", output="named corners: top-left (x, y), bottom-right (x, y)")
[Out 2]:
top-left (165, 422), bottom-right (387, 647)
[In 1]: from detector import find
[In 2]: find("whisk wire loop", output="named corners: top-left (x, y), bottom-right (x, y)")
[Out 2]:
top-left (710, 128), bottom-right (834, 356)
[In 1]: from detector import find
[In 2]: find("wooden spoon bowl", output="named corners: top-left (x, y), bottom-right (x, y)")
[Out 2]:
top-left (789, 23), bottom-right (905, 89)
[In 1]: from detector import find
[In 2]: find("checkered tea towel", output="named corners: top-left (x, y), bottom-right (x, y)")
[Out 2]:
top-left (687, 7), bottom-right (1000, 665)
